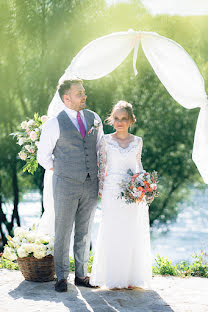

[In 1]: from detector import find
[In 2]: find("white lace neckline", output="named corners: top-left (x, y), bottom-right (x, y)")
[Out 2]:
top-left (108, 134), bottom-right (137, 151)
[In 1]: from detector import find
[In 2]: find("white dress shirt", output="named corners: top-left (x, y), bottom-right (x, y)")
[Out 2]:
top-left (37, 107), bottom-right (104, 170)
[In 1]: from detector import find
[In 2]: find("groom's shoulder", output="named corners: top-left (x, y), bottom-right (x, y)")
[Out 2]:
top-left (85, 108), bottom-right (95, 115)
top-left (85, 109), bottom-right (101, 121)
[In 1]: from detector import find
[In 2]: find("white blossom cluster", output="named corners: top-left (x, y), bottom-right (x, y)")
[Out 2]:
top-left (3, 226), bottom-right (54, 261)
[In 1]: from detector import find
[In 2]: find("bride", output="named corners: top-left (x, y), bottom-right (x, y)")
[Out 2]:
top-left (90, 100), bottom-right (152, 289)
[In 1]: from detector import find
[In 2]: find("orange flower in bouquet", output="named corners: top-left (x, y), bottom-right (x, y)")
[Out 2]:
top-left (119, 169), bottom-right (159, 206)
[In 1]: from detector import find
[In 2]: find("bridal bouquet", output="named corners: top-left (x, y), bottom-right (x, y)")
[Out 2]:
top-left (3, 226), bottom-right (54, 261)
top-left (11, 113), bottom-right (48, 174)
top-left (119, 169), bottom-right (159, 205)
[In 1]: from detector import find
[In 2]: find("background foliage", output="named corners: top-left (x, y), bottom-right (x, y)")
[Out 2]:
top-left (0, 0), bottom-right (207, 249)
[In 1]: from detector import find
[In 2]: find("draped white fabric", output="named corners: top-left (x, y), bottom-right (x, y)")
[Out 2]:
top-left (48, 29), bottom-right (208, 183)
top-left (40, 29), bottom-right (208, 235)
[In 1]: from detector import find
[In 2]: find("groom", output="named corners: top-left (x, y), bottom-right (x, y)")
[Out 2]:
top-left (37, 79), bottom-right (103, 292)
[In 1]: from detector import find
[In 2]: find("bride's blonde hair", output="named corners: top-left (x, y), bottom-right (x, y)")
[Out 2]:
top-left (105, 100), bottom-right (136, 126)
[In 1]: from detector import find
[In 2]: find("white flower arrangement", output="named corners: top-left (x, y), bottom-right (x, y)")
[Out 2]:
top-left (3, 226), bottom-right (54, 261)
top-left (11, 113), bottom-right (49, 174)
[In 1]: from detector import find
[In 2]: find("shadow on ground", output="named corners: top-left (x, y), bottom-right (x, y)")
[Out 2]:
top-left (9, 279), bottom-right (174, 312)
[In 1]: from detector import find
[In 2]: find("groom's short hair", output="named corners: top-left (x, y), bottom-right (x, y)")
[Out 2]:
top-left (58, 79), bottom-right (83, 101)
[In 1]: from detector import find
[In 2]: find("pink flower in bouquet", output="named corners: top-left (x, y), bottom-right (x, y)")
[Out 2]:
top-left (41, 115), bottom-right (48, 123)
top-left (29, 148), bottom-right (35, 154)
top-left (150, 183), bottom-right (157, 191)
top-left (131, 173), bottom-right (139, 183)
top-left (30, 131), bottom-right (38, 141)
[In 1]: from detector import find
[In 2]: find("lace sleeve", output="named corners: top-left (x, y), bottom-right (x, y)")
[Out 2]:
top-left (136, 137), bottom-right (143, 173)
top-left (98, 136), bottom-right (107, 195)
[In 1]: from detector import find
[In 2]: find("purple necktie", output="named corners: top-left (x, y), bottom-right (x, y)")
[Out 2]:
top-left (77, 111), bottom-right (86, 139)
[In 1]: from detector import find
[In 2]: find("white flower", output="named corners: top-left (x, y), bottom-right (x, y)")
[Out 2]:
top-left (3, 247), bottom-right (17, 261)
top-left (94, 119), bottom-right (100, 127)
top-left (25, 145), bottom-right (31, 152)
top-left (21, 121), bottom-right (28, 129)
top-left (41, 115), bottom-right (48, 123)
top-left (35, 234), bottom-right (51, 245)
top-left (27, 232), bottom-right (37, 243)
top-left (12, 236), bottom-right (21, 248)
top-left (34, 128), bottom-right (40, 133)
top-left (33, 244), bottom-right (47, 259)
top-left (17, 245), bottom-right (29, 258)
top-left (30, 131), bottom-right (38, 141)
top-left (150, 183), bottom-right (157, 191)
top-left (35, 141), bottom-right (39, 147)
top-left (46, 243), bottom-right (54, 256)
top-left (14, 227), bottom-right (29, 240)
top-left (27, 119), bottom-right (36, 127)
top-left (22, 243), bottom-right (34, 253)
top-left (18, 138), bottom-right (26, 146)
top-left (18, 151), bottom-right (27, 160)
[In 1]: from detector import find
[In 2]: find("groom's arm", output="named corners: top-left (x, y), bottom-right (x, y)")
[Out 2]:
top-left (37, 117), bottom-right (60, 170)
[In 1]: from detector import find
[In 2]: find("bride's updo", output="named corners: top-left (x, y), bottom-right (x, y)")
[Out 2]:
top-left (105, 100), bottom-right (136, 126)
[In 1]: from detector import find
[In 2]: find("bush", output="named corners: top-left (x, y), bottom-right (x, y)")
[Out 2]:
top-left (153, 254), bottom-right (178, 276)
top-left (0, 256), bottom-right (19, 270)
top-left (188, 252), bottom-right (208, 278)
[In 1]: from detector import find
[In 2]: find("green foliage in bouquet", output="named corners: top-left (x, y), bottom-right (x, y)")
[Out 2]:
top-left (11, 113), bottom-right (48, 174)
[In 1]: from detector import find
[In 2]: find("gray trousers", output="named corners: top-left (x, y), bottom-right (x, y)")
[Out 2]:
top-left (53, 174), bottom-right (98, 280)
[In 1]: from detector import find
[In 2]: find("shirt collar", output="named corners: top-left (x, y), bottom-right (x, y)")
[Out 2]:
top-left (64, 106), bottom-right (84, 118)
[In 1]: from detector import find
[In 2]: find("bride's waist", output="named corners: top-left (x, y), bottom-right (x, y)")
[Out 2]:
top-left (103, 173), bottom-right (128, 187)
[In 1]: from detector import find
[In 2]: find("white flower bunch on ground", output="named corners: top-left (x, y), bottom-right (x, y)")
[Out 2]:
top-left (3, 225), bottom-right (54, 261)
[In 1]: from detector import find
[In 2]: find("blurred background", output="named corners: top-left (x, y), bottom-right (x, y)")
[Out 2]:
top-left (0, 0), bottom-right (208, 264)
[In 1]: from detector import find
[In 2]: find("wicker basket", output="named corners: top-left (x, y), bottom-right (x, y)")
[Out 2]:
top-left (17, 255), bottom-right (55, 282)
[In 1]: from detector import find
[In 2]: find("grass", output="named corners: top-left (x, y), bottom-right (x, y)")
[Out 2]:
top-left (1, 251), bottom-right (208, 278)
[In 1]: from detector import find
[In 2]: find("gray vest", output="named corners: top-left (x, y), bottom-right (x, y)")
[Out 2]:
top-left (53, 109), bottom-right (98, 182)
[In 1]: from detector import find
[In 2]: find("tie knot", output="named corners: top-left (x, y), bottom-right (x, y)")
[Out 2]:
top-left (77, 111), bottom-right (81, 118)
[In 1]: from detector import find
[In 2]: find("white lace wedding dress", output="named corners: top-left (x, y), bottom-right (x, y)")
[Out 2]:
top-left (90, 134), bottom-right (152, 289)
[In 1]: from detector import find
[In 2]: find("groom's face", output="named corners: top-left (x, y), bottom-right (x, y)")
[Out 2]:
top-left (63, 83), bottom-right (87, 111)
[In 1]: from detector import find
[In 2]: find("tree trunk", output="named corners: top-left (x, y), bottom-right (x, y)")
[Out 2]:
top-left (11, 159), bottom-right (20, 228)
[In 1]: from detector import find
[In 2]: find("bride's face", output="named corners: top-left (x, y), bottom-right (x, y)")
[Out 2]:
top-left (63, 84), bottom-right (87, 111)
top-left (113, 109), bottom-right (131, 133)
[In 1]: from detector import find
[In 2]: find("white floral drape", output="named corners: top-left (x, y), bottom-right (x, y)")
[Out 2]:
top-left (50, 29), bottom-right (207, 183)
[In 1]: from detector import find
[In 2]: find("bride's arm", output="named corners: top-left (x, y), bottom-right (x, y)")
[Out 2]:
top-left (136, 137), bottom-right (143, 173)
top-left (98, 136), bottom-right (107, 197)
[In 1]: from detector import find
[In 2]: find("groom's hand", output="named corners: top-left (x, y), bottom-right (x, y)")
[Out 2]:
top-left (50, 168), bottom-right (54, 171)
